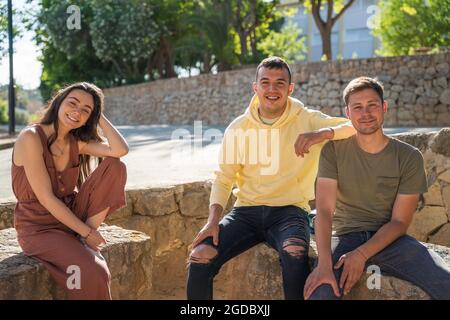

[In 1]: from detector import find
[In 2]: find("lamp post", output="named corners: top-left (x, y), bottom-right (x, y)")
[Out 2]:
top-left (7, 0), bottom-right (15, 135)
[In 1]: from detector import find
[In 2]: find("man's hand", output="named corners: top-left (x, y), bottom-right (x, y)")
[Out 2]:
top-left (295, 128), bottom-right (334, 157)
top-left (191, 222), bottom-right (220, 248)
top-left (304, 264), bottom-right (341, 299)
top-left (334, 248), bottom-right (367, 295)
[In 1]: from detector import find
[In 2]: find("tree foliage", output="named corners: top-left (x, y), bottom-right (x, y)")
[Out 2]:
top-left (231, 0), bottom-right (282, 64)
top-left (372, 0), bottom-right (450, 56)
top-left (0, 2), bottom-right (7, 58)
top-left (258, 21), bottom-right (307, 63)
top-left (176, 0), bottom-right (237, 73)
top-left (89, 0), bottom-right (161, 83)
top-left (0, 1), bottom-right (25, 61)
top-left (31, 0), bottom-right (300, 98)
top-left (32, 0), bottom-right (121, 101)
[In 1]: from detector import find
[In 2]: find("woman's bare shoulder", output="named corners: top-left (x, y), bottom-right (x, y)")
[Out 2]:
top-left (14, 126), bottom-right (44, 165)
top-left (15, 126), bottom-right (42, 145)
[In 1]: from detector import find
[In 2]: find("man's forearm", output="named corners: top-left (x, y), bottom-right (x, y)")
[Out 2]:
top-left (330, 121), bottom-right (356, 140)
top-left (357, 220), bottom-right (408, 260)
top-left (208, 203), bottom-right (224, 225)
top-left (317, 127), bottom-right (334, 140)
top-left (315, 211), bottom-right (334, 267)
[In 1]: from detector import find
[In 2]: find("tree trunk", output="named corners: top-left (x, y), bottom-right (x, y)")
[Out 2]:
top-left (320, 28), bottom-right (332, 60)
top-left (148, 47), bottom-right (163, 79)
top-left (250, 27), bottom-right (258, 59)
top-left (202, 52), bottom-right (211, 73)
top-left (235, 0), bottom-right (248, 64)
top-left (160, 36), bottom-right (177, 78)
top-left (308, 0), bottom-right (355, 61)
top-left (218, 60), bottom-right (232, 72)
top-left (239, 31), bottom-right (248, 63)
top-left (249, 0), bottom-right (258, 58)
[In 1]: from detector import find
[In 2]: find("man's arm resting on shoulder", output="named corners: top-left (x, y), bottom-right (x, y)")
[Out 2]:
top-left (295, 114), bottom-right (355, 157)
top-left (311, 110), bottom-right (356, 141)
top-left (304, 177), bottom-right (341, 299)
top-left (295, 127), bottom-right (335, 157)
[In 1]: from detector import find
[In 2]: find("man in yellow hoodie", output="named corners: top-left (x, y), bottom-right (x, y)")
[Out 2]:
top-left (187, 56), bottom-right (355, 300)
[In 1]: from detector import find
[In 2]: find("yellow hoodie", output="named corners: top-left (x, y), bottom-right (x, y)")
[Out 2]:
top-left (210, 94), bottom-right (354, 211)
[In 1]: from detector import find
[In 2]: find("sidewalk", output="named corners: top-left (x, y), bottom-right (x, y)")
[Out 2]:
top-left (0, 124), bottom-right (224, 201)
top-left (0, 125), bottom-right (26, 150)
top-left (0, 132), bottom-right (18, 151)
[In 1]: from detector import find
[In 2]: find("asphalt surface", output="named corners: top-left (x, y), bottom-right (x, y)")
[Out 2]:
top-left (0, 125), bottom-right (443, 201)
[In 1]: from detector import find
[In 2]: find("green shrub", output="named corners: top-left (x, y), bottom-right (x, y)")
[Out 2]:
top-left (0, 99), bottom-right (8, 124)
top-left (15, 108), bottom-right (30, 125)
top-left (0, 100), bottom-right (30, 125)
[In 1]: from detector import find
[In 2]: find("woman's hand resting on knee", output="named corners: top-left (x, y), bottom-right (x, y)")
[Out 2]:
top-left (84, 228), bottom-right (106, 251)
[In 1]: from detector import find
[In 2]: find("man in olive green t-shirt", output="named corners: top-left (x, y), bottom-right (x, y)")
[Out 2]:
top-left (304, 77), bottom-right (450, 300)
top-left (319, 135), bottom-right (427, 236)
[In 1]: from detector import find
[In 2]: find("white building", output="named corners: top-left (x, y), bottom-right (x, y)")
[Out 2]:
top-left (278, 0), bottom-right (380, 61)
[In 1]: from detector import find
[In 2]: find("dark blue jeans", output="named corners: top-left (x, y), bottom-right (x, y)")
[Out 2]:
top-left (187, 205), bottom-right (311, 300)
top-left (309, 231), bottom-right (450, 300)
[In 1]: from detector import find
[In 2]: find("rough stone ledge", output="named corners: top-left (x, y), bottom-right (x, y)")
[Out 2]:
top-left (0, 201), bottom-right (15, 230)
top-left (0, 225), bottom-right (152, 300)
top-left (223, 241), bottom-right (450, 300)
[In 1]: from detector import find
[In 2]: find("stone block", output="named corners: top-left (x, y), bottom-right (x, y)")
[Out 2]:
top-left (0, 202), bottom-right (14, 231)
top-left (221, 240), bottom-right (449, 300)
top-left (423, 183), bottom-right (444, 206)
top-left (130, 188), bottom-right (178, 216)
top-left (408, 206), bottom-right (448, 241)
top-left (0, 225), bottom-right (152, 299)
top-left (428, 224), bottom-right (450, 248)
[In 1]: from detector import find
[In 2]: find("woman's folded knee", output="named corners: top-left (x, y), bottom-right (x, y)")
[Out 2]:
top-left (102, 157), bottom-right (126, 172)
top-left (100, 158), bottom-right (127, 185)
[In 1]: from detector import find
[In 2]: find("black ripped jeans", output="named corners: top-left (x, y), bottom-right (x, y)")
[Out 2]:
top-left (187, 205), bottom-right (311, 300)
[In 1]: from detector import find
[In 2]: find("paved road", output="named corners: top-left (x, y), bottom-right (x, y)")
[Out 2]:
top-left (0, 125), bottom-right (224, 201)
top-left (0, 125), bottom-right (443, 201)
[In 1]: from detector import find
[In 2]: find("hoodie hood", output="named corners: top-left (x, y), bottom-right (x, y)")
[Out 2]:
top-left (244, 94), bottom-right (305, 128)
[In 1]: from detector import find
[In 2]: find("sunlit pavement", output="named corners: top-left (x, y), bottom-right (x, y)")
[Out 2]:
top-left (0, 125), bottom-right (444, 201)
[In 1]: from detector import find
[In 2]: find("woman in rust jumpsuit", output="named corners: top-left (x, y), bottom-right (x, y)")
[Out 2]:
top-left (11, 82), bottom-right (128, 299)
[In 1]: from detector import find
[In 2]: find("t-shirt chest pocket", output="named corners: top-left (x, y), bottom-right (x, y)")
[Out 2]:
top-left (375, 176), bottom-right (400, 203)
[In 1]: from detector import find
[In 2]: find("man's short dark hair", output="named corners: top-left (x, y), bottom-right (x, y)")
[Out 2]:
top-left (256, 56), bottom-right (292, 84)
top-left (343, 77), bottom-right (384, 106)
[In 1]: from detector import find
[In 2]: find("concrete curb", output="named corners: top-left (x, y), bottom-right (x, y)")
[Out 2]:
top-left (0, 141), bottom-right (14, 150)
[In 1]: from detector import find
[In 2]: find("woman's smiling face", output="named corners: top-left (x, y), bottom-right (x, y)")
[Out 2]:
top-left (58, 89), bottom-right (94, 130)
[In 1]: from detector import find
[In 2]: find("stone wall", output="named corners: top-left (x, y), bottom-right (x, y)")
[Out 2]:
top-left (393, 129), bottom-right (450, 246)
top-left (104, 53), bottom-right (450, 126)
top-left (0, 225), bottom-right (152, 299)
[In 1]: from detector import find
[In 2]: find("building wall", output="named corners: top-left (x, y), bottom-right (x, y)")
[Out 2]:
top-left (282, 0), bottom-right (379, 61)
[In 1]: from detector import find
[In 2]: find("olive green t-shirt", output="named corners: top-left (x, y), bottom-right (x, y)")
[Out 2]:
top-left (318, 136), bottom-right (428, 236)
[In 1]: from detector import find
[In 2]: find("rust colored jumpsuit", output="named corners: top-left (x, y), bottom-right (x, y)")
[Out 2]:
top-left (11, 124), bottom-right (127, 300)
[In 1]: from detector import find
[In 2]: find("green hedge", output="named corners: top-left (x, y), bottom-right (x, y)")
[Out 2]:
top-left (0, 100), bottom-right (30, 125)
top-left (0, 99), bottom-right (8, 124)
